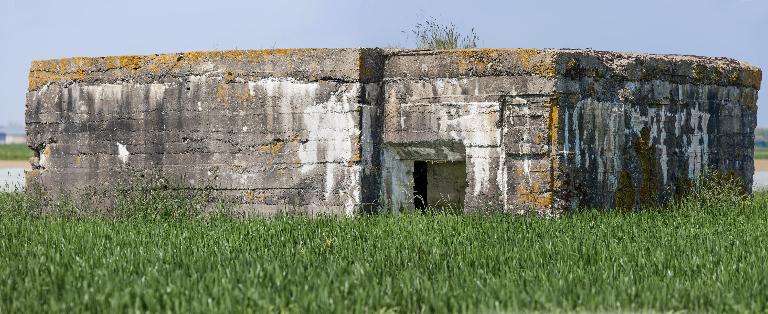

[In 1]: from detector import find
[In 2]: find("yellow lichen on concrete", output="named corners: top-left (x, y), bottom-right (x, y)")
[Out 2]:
top-left (259, 141), bottom-right (285, 157)
top-left (243, 190), bottom-right (256, 202)
top-left (27, 49), bottom-right (324, 91)
top-left (28, 58), bottom-right (90, 91)
top-left (449, 49), bottom-right (497, 73)
top-left (515, 183), bottom-right (553, 208)
top-left (728, 70), bottom-right (740, 85)
top-left (531, 131), bottom-right (548, 145)
top-left (147, 53), bottom-right (184, 74)
top-left (28, 54), bottom-right (152, 91)
top-left (118, 56), bottom-right (143, 72)
top-left (358, 52), bottom-right (372, 81)
top-left (270, 142), bottom-right (284, 156)
top-left (183, 48), bottom-right (319, 63)
top-left (548, 96), bottom-right (559, 148)
top-left (530, 182), bottom-right (542, 194)
top-left (453, 49), bottom-right (505, 73)
top-left (215, 83), bottom-right (228, 100)
top-left (547, 96), bottom-right (561, 210)
top-left (513, 48), bottom-right (556, 78)
top-left (42, 145), bottom-right (52, 159)
top-left (745, 68), bottom-right (763, 89)
top-left (742, 90), bottom-right (758, 112)
top-left (28, 72), bottom-right (82, 92)
top-left (348, 153), bottom-right (362, 165)
top-left (692, 64), bottom-right (706, 81)
top-left (444, 48), bottom-right (557, 78)
top-left (710, 67), bottom-right (723, 82)
top-left (513, 48), bottom-right (539, 67)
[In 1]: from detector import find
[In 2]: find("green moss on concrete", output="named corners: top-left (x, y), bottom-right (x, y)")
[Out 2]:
top-left (636, 127), bottom-right (659, 207)
top-left (615, 170), bottom-right (635, 211)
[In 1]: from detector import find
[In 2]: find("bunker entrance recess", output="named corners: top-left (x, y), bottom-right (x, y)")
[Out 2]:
top-left (381, 142), bottom-right (470, 213)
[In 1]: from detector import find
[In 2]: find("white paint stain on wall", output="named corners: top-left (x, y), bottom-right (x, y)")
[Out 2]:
top-left (438, 102), bottom-right (501, 196)
top-left (84, 84), bottom-right (122, 114)
top-left (78, 83), bottom-right (169, 115)
top-left (250, 78), bottom-right (361, 215)
top-left (117, 143), bottom-right (130, 164)
top-left (522, 159), bottom-right (532, 186)
top-left (566, 83), bottom-right (715, 196)
top-left (686, 101), bottom-right (711, 179)
top-left (380, 147), bottom-right (413, 211)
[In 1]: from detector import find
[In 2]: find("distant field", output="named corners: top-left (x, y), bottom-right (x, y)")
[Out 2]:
top-left (756, 147), bottom-right (768, 160)
top-left (1, 189), bottom-right (766, 313)
top-left (0, 144), bottom-right (32, 161)
top-left (756, 128), bottom-right (768, 148)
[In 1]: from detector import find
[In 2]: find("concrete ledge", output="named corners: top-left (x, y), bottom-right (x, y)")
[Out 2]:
top-left (28, 48), bottom-right (386, 91)
top-left (553, 49), bottom-right (762, 90)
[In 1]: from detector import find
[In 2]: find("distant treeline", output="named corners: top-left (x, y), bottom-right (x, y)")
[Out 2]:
top-left (757, 128), bottom-right (768, 148)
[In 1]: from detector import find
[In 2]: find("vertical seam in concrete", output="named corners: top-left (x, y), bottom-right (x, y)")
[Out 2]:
top-left (497, 92), bottom-right (508, 212)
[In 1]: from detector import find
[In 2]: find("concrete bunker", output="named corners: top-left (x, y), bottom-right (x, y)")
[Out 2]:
top-left (24, 48), bottom-right (761, 215)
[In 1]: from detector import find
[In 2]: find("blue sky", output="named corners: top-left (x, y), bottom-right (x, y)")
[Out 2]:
top-left (1, 0), bottom-right (765, 128)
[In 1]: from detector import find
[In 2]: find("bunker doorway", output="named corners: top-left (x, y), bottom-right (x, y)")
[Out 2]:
top-left (412, 160), bottom-right (468, 213)
top-left (413, 161), bottom-right (428, 211)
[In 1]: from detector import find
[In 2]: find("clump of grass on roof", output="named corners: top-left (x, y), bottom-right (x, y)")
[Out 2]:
top-left (409, 16), bottom-right (479, 49)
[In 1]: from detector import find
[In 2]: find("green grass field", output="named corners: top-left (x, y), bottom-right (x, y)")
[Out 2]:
top-left (756, 147), bottom-right (768, 159)
top-left (0, 144), bottom-right (32, 160)
top-left (1, 188), bottom-right (767, 313)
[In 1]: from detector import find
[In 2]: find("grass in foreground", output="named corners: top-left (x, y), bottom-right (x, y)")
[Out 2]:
top-left (0, 190), bottom-right (767, 313)
top-left (0, 144), bottom-right (32, 161)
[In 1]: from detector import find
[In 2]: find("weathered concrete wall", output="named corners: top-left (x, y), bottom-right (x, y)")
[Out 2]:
top-left (552, 51), bottom-right (762, 210)
top-left (26, 49), bottom-right (385, 215)
top-left (25, 48), bottom-right (761, 215)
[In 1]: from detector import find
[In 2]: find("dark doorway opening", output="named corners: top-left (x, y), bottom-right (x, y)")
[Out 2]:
top-left (413, 160), bottom-right (428, 211)
top-left (426, 161), bottom-right (467, 211)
